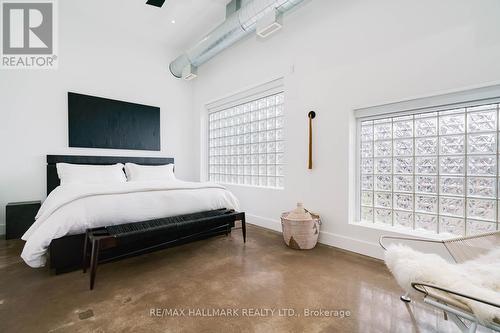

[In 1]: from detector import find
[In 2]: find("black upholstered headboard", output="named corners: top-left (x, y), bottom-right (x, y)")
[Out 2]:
top-left (46, 155), bottom-right (174, 195)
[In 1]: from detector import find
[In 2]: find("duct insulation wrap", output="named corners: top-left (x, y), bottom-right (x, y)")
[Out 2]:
top-left (169, 0), bottom-right (304, 78)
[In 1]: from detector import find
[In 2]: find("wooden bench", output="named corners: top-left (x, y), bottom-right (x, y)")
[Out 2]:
top-left (82, 209), bottom-right (245, 289)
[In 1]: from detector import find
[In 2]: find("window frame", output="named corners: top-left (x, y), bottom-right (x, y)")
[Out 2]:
top-left (353, 84), bottom-right (500, 236)
top-left (206, 78), bottom-right (285, 189)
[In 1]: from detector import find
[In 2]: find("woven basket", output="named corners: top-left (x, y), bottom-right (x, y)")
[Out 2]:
top-left (281, 206), bottom-right (321, 250)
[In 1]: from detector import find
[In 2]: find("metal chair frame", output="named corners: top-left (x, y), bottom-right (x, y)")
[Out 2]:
top-left (379, 232), bottom-right (500, 333)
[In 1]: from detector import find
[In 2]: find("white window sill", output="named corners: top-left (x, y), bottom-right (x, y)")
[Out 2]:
top-left (350, 221), bottom-right (459, 241)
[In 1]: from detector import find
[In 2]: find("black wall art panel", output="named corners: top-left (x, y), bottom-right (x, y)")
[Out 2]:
top-left (68, 92), bottom-right (160, 151)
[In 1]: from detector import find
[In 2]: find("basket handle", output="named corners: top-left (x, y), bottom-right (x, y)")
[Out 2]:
top-left (305, 209), bottom-right (322, 225)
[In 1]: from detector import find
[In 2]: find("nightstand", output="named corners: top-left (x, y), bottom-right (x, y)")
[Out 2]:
top-left (6, 201), bottom-right (41, 240)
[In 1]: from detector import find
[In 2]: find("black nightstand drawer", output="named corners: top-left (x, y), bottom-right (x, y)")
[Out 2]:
top-left (6, 201), bottom-right (41, 240)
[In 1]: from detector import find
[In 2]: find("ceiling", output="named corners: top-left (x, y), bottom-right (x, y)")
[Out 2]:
top-left (67, 0), bottom-right (229, 51)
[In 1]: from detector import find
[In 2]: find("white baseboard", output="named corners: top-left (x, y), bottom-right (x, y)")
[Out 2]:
top-left (246, 214), bottom-right (383, 260)
top-left (318, 230), bottom-right (384, 260)
top-left (246, 213), bottom-right (282, 232)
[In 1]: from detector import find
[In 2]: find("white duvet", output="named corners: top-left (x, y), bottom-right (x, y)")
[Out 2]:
top-left (21, 180), bottom-right (240, 268)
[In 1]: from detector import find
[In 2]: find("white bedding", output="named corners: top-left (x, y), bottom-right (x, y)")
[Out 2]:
top-left (21, 180), bottom-right (240, 268)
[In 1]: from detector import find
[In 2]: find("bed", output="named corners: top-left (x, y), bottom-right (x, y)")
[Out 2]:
top-left (21, 155), bottom-right (243, 274)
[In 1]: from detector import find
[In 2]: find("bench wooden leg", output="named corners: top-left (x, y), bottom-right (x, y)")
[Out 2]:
top-left (241, 215), bottom-right (246, 243)
top-left (89, 239), bottom-right (100, 290)
top-left (82, 230), bottom-right (89, 273)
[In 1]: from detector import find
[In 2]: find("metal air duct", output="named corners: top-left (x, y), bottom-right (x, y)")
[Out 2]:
top-left (169, 0), bottom-right (305, 79)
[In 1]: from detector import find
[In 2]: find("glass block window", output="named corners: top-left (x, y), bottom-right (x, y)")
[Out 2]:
top-left (208, 92), bottom-right (285, 188)
top-left (359, 103), bottom-right (500, 236)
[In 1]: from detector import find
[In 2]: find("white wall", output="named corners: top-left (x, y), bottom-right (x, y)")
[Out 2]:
top-left (192, 0), bottom-right (500, 258)
top-left (0, 3), bottom-right (195, 233)
top-left (3, 0), bottom-right (500, 256)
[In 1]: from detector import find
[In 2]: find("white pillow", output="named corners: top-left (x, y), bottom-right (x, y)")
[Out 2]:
top-left (56, 163), bottom-right (126, 186)
top-left (124, 163), bottom-right (175, 182)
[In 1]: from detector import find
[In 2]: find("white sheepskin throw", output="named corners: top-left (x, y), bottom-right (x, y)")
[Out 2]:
top-left (385, 244), bottom-right (500, 324)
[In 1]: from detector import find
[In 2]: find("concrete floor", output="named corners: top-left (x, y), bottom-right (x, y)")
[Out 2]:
top-left (0, 224), bottom-right (465, 333)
